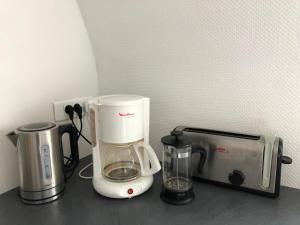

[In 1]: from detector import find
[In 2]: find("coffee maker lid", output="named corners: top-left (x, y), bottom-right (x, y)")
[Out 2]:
top-left (161, 130), bottom-right (192, 148)
top-left (98, 94), bottom-right (145, 106)
top-left (18, 122), bottom-right (56, 132)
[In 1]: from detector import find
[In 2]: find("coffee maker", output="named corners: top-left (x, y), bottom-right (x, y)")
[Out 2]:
top-left (88, 95), bottom-right (161, 198)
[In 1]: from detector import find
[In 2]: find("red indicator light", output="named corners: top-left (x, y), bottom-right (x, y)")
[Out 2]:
top-left (127, 188), bottom-right (133, 195)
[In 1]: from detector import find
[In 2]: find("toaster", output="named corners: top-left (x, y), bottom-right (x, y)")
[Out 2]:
top-left (175, 126), bottom-right (292, 197)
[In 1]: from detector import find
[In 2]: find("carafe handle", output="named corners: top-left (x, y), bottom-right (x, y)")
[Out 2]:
top-left (133, 142), bottom-right (161, 176)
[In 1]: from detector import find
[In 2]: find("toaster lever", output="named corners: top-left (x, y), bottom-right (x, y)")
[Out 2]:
top-left (281, 156), bottom-right (292, 164)
top-left (262, 137), bottom-right (274, 189)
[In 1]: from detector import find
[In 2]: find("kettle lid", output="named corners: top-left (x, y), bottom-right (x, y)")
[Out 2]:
top-left (161, 130), bottom-right (192, 148)
top-left (17, 122), bottom-right (56, 132)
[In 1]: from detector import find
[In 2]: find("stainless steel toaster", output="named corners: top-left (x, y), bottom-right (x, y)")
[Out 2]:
top-left (175, 126), bottom-right (292, 197)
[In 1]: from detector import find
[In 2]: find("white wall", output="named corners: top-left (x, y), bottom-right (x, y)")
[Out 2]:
top-left (0, 0), bottom-right (98, 194)
top-left (78, 0), bottom-right (300, 188)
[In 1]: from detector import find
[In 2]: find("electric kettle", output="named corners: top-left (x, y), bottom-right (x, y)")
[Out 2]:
top-left (8, 122), bottom-right (79, 204)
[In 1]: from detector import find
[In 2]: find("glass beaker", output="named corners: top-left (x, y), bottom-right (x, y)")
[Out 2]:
top-left (101, 141), bottom-right (141, 182)
top-left (100, 140), bottom-right (161, 182)
top-left (161, 130), bottom-right (206, 205)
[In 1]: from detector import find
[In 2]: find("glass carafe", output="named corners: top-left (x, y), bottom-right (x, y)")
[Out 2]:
top-left (100, 140), bottom-right (160, 182)
top-left (101, 142), bottom-right (141, 182)
top-left (161, 130), bottom-right (207, 205)
top-left (163, 145), bottom-right (192, 192)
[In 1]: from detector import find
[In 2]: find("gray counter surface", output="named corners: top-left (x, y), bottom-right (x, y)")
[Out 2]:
top-left (1, 156), bottom-right (299, 225)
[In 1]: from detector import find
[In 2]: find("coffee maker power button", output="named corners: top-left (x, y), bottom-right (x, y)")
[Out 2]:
top-left (127, 188), bottom-right (133, 195)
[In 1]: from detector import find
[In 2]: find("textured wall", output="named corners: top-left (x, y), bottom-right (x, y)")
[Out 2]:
top-left (78, 0), bottom-right (300, 188)
top-left (0, 0), bottom-right (98, 194)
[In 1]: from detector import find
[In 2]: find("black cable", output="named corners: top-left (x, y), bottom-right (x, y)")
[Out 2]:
top-left (65, 105), bottom-right (74, 120)
top-left (64, 156), bottom-right (71, 165)
top-left (65, 104), bottom-right (92, 145)
top-left (71, 103), bottom-right (92, 145)
top-left (63, 104), bottom-right (84, 181)
top-left (63, 156), bottom-right (75, 181)
top-left (65, 169), bottom-right (75, 180)
top-left (79, 118), bottom-right (83, 137)
top-left (71, 119), bottom-right (92, 145)
top-left (64, 102), bottom-right (92, 182)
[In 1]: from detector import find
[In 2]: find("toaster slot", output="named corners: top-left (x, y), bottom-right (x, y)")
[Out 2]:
top-left (182, 127), bottom-right (260, 140)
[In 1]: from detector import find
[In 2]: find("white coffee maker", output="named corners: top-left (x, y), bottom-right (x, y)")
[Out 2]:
top-left (88, 95), bottom-right (161, 198)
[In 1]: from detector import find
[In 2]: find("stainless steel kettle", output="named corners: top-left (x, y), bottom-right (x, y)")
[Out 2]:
top-left (7, 122), bottom-right (79, 204)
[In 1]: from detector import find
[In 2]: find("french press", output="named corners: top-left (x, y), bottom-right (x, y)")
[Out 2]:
top-left (161, 130), bottom-right (207, 205)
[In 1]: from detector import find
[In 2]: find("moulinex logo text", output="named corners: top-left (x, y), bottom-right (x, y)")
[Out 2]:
top-left (118, 113), bottom-right (135, 117)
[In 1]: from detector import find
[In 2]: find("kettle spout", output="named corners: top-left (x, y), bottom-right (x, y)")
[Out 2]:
top-left (7, 131), bottom-right (18, 147)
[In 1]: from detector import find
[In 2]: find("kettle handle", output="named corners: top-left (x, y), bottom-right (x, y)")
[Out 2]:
top-left (133, 142), bottom-right (161, 176)
top-left (59, 124), bottom-right (79, 178)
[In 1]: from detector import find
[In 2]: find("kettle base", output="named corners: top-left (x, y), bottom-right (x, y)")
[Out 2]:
top-left (20, 191), bottom-right (64, 205)
top-left (19, 183), bottom-right (65, 205)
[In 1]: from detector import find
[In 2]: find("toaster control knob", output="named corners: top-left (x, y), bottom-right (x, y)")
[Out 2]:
top-left (229, 170), bottom-right (245, 186)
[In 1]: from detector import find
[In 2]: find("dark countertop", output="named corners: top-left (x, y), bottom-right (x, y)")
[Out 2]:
top-left (1, 156), bottom-right (300, 225)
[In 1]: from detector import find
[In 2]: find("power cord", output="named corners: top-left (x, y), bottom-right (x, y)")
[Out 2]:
top-left (78, 162), bottom-right (93, 179)
top-left (65, 104), bottom-right (93, 180)
top-left (73, 103), bottom-right (83, 135)
top-left (64, 156), bottom-right (75, 180)
top-left (65, 104), bottom-right (92, 145)
top-left (71, 120), bottom-right (92, 145)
